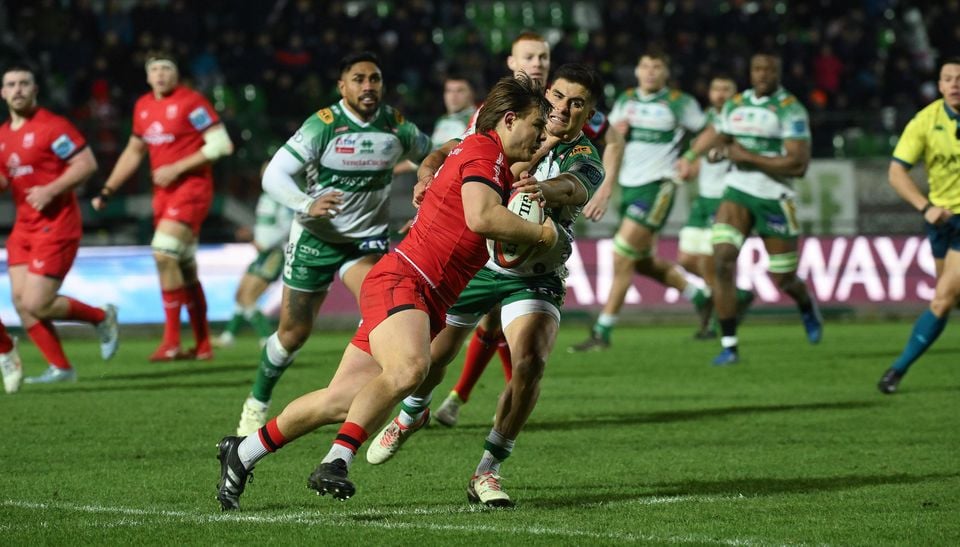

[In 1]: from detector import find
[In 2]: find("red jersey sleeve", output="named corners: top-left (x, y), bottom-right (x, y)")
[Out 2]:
top-left (459, 136), bottom-right (511, 202)
top-left (185, 92), bottom-right (220, 133)
top-left (47, 115), bottom-right (88, 161)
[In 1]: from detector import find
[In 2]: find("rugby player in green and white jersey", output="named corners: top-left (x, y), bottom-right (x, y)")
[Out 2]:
top-left (571, 51), bottom-right (709, 352)
top-left (366, 64), bottom-right (606, 507)
top-left (431, 75), bottom-right (477, 149)
top-left (214, 181), bottom-right (294, 349)
top-left (233, 52), bottom-right (432, 435)
top-left (676, 74), bottom-right (755, 339)
top-left (677, 52), bottom-right (822, 366)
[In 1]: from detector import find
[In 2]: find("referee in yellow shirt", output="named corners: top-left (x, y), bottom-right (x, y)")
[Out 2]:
top-left (878, 57), bottom-right (960, 394)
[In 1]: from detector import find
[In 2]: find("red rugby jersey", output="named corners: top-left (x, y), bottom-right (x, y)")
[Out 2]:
top-left (0, 108), bottom-right (86, 238)
top-left (132, 85), bottom-right (219, 186)
top-left (395, 130), bottom-right (513, 306)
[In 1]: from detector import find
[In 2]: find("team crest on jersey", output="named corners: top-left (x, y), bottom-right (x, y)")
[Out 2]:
top-left (52, 134), bottom-right (77, 159)
top-left (166, 104), bottom-right (179, 119)
top-left (140, 110), bottom-right (148, 119)
top-left (22, 132), bottom-right (34, 148)
top-left (188, 107), bottom-right (213, 130)
top-left (317, 108), bottom-right (334, 124)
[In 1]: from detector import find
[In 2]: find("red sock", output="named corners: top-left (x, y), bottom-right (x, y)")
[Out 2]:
top-left (185, 282), bottom-right (210, 346)
top-left (64, 297), bottom-right (106, 324)
top-left (257, 418), bottom-right (289, 452)
top-left (0, 322), bottom-right (12, 353)
top-left (27, 321), bottom-right (70, 369)
top-left (161, 288), bottom-right (185, 347)
top-left (333, 422), bottom-right (369, 453)
top-left (453, 326), bottom-right (499, 403)
top-left (496, 333), bottom-right (513, 383)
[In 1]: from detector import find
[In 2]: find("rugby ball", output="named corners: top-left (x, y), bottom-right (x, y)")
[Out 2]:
top-left (487, 191), bottom-right (545, 268)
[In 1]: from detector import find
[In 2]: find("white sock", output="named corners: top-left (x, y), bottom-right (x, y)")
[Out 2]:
top-left (265, 333), bottom-right (296, 367)
top-left (398, 393), bottom-right (432, 427)
top-left (242, 306), bottom-right (258, 320)
top-left (721, 336), bottom-right (738, 349)
top-left (237, 434), bottom-right (270, 470)
top-left (321, 444), bottom-right (356, 466)
top-left (597, 313), bottom-right (618, 328)
top-left (681, 283), bottom-right (701, 301)
top-left (475, 429), bottom-right (515, 476)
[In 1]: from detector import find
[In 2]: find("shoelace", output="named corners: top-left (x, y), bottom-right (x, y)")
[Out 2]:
top-left (479, 473), bottom-right (503, 491)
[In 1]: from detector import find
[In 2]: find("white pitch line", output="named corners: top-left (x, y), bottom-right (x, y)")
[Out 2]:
top-left (2, 497), bottom-right (779, 546)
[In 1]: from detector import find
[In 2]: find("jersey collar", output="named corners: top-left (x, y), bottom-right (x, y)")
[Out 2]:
top-left (747, 87), bottom-right (784, 105)
top-left (943, 100), bottom-right (960, 121)
top-left (637, 87), bottom-right (668, 101)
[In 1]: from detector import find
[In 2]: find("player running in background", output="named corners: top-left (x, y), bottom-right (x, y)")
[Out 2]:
top-left (431, 74), bottom-right (478, 148)
top-left (571, 51), bottom-right (709, 352)
top-left (213, 75), bottom-right (555, 510)
top-left (93, 52), bottom-right (233, 362)
top-left (0, 318), bottom-right (23, 393)
top-left (677, 52), bottom-right (821, 366)
top-left (676, 73), bottom-right (754, 339)
top-left (367, 64), bottom-right (606, 508)
top-left (0, 63), bottom-right (119, 384)
top-left (877, 57), bottom-right (960, 394)
top-left (213, 177), bottom-right (294, 349)
top-left (231, 52), bottom-right (432, 436)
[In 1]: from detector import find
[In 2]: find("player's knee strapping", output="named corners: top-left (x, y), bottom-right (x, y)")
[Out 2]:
top-left (679, 227), bottom-right (713, 256)
top-left (613, 234), bottom-right (651, 260)
top-left (151, 231), bottom-right (187, 259)
top-left (768, 251), bottom-right (799, 274)
top-left (710, 223), bottom-right (745, 250)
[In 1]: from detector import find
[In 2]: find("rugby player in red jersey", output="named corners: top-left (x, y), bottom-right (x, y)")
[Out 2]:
top-left (213, 74), bottom-right (556, 510)
top-left (0, 63), bottom-right (119, 385)
top-left (92, 52), bottom-right (233, 362)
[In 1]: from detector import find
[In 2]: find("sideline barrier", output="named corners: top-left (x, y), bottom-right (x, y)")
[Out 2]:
top-left (0, 235), bottom-right (935, 325)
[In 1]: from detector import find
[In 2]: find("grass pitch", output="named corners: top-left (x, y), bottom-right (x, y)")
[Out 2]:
top-left (1, 320), bottom-right (957, 545)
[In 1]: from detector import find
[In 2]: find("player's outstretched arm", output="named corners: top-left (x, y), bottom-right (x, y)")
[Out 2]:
top-left (462, 180), bottom-right (557, 249)
top-left (93, 136), bottom-right (147, 210)
top-left (26, 147), bottom-right (97, 212)
top-left (152, 123), bottom-right (234, 188)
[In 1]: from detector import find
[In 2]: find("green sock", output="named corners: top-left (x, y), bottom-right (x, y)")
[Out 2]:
top-left (251, 335), bottom-right (295, 402)
top-left (248, 310), bottom-right (274, 339)
top-left (593, 323), bottom-right (613, 342)
top-left (223, 310), bottom-right (244, 336)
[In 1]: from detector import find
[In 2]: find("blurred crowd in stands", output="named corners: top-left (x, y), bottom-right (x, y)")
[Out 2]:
top-left (0, 0), bottom-right (956, 207)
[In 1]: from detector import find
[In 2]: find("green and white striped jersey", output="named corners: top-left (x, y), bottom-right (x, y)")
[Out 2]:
top-left (431, 107), bottom-right (476, 150)
top-left (717, 87), bottom-right (810, 199)
top-left (282, 99), bottom-right (431, 242)
top-left (485, 132), bottom-right (605, 278)
top-left (610, 87), bottom-right (705, 187)
top-left (697, 108), bottom-right (731, 199)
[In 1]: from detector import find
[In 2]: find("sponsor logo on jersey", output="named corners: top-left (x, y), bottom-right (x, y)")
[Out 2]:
top-left (360, 139), bottom-right (375, 154)
top-left (6, 153), bottom-right (34, 177)
top-left (188, 107), bottom-right (213, 130)
top-left (22, 132), bottom-right (34, 148)
top-left (52, 134), bottom-right (78, 159)
top-left (317, 108), bottom-right (334, 124)
top-left (791, 119), bottom-right (807, 134)
top-left (570, 145), bottom-right (593, 157)
top-left (334, 125), bottom-right (350, 133)
top-left (143, 121), bottom-right (175, 145)
top-left (335, 135), bottom-right (356, 154)
top-left (167, 104), bottom-right (179, 119)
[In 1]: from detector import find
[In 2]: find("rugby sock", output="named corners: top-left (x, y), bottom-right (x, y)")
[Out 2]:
top-left (161, 288), bottom-right (185, 347)
top-left (476, 429), bottom-right (515, 475)
top-left (892, 310), bottom-right (948, 374)
top-left (398, 393), bottom-right (432, 427)
top-left (719, 318), bottom-right (738, 351)
top-left (223, 305), bottom-right (245, 336)
top-left (27, 321), bottom-right (70, 369)
top-left (245, 308), bottom-right (274, 339)
top-left (496, 333), bottom-right (513, 382)
top-left (185, 282), bottom-right (211, 345)
top-left (324, 422), bottom-right (369, 466)
top-left (0, 323), bottom-right (12, 354)
top-left (63, 297), bottom-right (106, 324)
top-left (454, 326), bottom-right (499, 402)
top-left (681, 283), bottom-right (701, 301)
top-left (237, 418), bottom-right (288, 469)
top-left (593, 313), bottom-right (618, 341)
top-left (251, 333), bottom-right (295, 403)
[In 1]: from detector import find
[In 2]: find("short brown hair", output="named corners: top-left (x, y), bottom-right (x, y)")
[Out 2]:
top-left (640, 50), bottom-right (671, 67)
top-left (475, 73), bottom-right (551, 134)
top-left (512, 31), bottom-right (547, 49)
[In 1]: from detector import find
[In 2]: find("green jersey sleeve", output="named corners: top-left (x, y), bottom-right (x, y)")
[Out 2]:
top-left (560, 141), bottom-right (605, 199)
top-left (779, 98), bottom-right (811, 141)
top-left (677, 93), bottom-right (706, 132)
top-left (283, 108), bottom-right (336, 164)
top-left (394, 113), bottom-right (432, 164)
